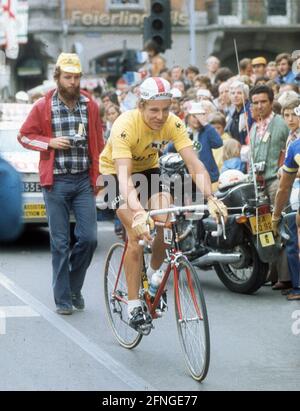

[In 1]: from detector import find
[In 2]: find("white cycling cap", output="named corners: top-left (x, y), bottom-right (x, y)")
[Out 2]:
top-left (15, 90), bottom-right (29, 102)
top-left (196, 88), bottom-right (212, 99)
top-left (219, 169), bottom-right (247, 190)
top-left (139, 77), bottom-right (172, 100)
top-left (170, 87), bottom-right (183, 98)
top-left (188, 102), bottom-right (206, 114)
top-left (277, 90), bottom-right (299, 107)
top-left (291, 50), bottom-right (300, 74)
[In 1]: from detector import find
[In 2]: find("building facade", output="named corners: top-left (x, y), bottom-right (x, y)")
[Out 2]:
top-left (5, 0), bottom-right (300, 92)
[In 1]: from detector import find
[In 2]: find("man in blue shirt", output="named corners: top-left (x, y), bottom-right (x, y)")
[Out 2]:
top-left (275, 53), bottom-right (296, 85)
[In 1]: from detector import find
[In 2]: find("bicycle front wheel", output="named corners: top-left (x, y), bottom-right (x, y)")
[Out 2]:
top-left (104, 243), bottom-right (143, 349)
top-left (174, 257), bottom-right (210, 382)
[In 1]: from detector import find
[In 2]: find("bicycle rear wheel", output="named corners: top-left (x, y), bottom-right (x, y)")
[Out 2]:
top-left (174, 257), bottom-right (210, 382)
top-left (104, 243), bottom-right (143, 349)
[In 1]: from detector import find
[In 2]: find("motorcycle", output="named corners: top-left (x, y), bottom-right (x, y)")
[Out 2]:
top-left (159, 152), bottom-right (281, 294)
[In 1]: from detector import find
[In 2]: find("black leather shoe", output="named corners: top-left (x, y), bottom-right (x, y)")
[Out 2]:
top-left (272, 281), bottom-right (292, 291)
top-left (71, 293), bottom-right (85, 310)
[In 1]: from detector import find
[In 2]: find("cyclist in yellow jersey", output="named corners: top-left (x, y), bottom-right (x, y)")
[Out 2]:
top-left (100, 77), bottom-right (227, 329)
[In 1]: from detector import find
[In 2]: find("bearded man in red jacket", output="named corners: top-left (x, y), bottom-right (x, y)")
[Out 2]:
top-left (18, 53), bottom-right (104, 315)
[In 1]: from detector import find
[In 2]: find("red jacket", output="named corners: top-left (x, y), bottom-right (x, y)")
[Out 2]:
top-left (18, 89), bottom-right (104, 189)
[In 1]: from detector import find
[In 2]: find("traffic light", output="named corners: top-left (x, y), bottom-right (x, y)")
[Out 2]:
top-left (143, 0), bottom-right (172, 53)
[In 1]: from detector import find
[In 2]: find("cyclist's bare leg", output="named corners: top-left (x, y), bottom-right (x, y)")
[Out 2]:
top-left (147, 192), bottom-right (172, 270)
top-left (116, 192), bottom-right (172, 299)
top-left (116, 206), bottom-right (143, 300)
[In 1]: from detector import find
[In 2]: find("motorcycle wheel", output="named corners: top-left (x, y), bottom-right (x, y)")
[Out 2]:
top-left (213, 241), bottom-right (268, 294)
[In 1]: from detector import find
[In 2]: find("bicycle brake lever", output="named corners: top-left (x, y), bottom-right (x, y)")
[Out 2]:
top-left (211, 224), bottom-right (223, 238)
top-left (211, 216), bottom-right (227, 239)
top-left (221, 216), bottom-right (227, 240)
top-left (138, 240), bottom-right (152, 248)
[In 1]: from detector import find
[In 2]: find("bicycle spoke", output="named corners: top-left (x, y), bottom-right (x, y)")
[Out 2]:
top-left (104, 243), bottom-right (142, 349)
top-left (174, 258), bottom-right (210, 381)
top-left (178, 287), bottom-right (206, 371)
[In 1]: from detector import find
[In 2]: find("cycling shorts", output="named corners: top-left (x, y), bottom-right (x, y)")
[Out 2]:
top-left (103, 168), bottom-right (163, 210)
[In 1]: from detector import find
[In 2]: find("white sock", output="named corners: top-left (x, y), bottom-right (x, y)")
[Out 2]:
top-left (146, 265), bottom-right (156, 278)
top-left (161, 261), bottom-right (169, 272)
top-left (127, 299), bottom-right (142, 318)
top-left (147, 261), bottom-right (168, 278)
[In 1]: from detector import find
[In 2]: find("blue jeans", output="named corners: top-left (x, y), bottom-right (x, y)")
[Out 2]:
top-left (286, 213), bottom-right (300, 291)
top-left (43, 172), bottom-right (97, 308)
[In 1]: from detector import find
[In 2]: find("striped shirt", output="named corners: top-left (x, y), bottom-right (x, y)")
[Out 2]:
top-left (256, 112), bottom-right (274, 140)
top-left (286, 128), bottom-right (300, 148)
top-left (51, 92), bottom-right (90, 174)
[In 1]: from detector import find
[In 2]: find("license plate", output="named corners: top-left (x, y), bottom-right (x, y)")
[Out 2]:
top-left (259, 232), bottom-right (275, 247)
top-left (249, 214), bottom-right (272, 234)
top-left (23, 203), bottom-right (46, 218)
top-left (23, 182), bottom-right (42, 193)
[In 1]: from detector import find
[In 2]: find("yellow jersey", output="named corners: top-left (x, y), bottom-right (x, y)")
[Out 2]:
top-left (100, 109), bottom-right (193, 174)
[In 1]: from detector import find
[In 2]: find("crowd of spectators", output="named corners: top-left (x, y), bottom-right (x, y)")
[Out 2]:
top-left (97, 49), bottom-right (299, 186)
top-left (12, 47), bottom-right (300, 299)
top-left (93, 48), bottom-right (300, 300)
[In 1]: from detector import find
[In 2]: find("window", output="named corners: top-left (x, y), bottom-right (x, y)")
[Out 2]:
top-left (218, 0), bottom-right (241, 24)
top-left (266, 0), bottom-right (290, 24)
top-left (219, 0), bottom-right (240, 16)
top-left (268, 0), bottom-right (287, 15)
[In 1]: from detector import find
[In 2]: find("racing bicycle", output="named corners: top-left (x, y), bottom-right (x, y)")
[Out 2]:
top-left (103, 204), bottom-right (211, 382)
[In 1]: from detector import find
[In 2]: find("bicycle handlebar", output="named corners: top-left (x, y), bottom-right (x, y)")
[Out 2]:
top-left (148, 204), bottom-right (208, 217)
top-left (137, 204), bottom-right (227, 247)
top-left (138, 239), bottom-right (151, 247)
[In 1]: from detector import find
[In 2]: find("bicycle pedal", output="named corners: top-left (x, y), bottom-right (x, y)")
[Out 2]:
top-left (138, 321), bottom-right (153, 336)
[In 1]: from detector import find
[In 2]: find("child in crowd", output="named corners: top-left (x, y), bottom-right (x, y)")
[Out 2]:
top-left (221, 138), bottom-right (244, 173)
top-left (104, 104), bottom-right (121, 141)
top-left (187, 102), bottom-right (223, 191)
top-left (165, 102), bottom-right (223, 192)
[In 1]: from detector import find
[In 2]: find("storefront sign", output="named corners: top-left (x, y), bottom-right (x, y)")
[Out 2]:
top-left (69, 10), bottom-right (189, 27)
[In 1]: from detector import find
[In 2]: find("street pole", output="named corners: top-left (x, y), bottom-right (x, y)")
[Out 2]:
top-left (60, 0), bottom-right (68, 51)
top-left (188, 0), bottom-right (196, 65)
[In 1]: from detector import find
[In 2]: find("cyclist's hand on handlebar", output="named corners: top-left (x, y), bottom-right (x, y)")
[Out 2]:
top-left (207, 196), bottom-right (228, 223)
top-left (132, 210), bottom-right (154, 242)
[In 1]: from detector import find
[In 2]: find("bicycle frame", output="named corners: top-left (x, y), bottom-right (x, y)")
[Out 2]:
top-left (105, 202), bottom-right (211, 381)
top-left (146, 204), bottom-right (208, 321)
top-left (111, 238), bottom-right (171, 319)
top-left (112, 204), bottom-right (207, 321)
